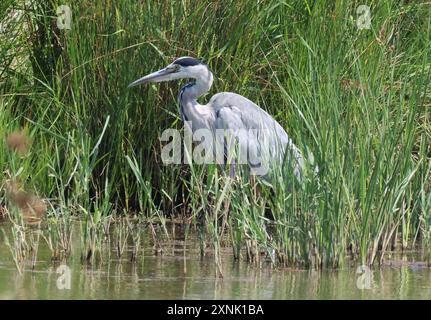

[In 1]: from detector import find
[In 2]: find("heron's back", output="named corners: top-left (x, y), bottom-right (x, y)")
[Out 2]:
top-left (208, 92), bottom-right (304, 179)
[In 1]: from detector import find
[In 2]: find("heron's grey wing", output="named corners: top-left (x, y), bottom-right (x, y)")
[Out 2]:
top-left (212, 105), bottom-right (248, 166)
top-left (210, 92), bottom-right (304, 178)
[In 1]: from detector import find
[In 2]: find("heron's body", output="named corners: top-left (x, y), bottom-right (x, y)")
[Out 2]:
top-left (129, 56), bottom-right (304, 180)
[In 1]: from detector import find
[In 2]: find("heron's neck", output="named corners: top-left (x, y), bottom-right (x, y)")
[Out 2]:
top-left (179, 69), bottom-right (213, 122)
top-left (180, 69), bottom-right (213, 101)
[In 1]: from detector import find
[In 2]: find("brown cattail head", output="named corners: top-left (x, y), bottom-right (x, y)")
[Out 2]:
top-left (5, 180), bottom-right (30, 207)
top-left (21, 196), bottom-right (48, 221)
top-left (5, 129), bottom-right (30, 155)
top-left (4, 179), bottom-right (47, 221)
top-left (31, 197), bottom-right (47, 218)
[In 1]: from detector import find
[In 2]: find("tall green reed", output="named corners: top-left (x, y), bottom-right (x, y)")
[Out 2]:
top-left (0, 0), bottom-right (429, 269)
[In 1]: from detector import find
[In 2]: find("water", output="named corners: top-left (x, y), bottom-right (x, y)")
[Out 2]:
top-left (0, 221), bottom-right (430, 299)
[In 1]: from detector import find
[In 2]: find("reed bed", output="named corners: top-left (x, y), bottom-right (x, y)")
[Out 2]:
top-left (0, 0), bottom-right (430, 269)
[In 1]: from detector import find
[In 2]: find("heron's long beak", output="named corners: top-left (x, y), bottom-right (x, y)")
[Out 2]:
top-left (128, 67), bottom-right (175, 88)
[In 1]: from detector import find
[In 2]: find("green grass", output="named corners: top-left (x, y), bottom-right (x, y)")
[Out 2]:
top-left (0, 0), bottom-right (430, 269)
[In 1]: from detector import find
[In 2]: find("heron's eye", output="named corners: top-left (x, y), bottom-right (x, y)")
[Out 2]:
top-left (167, 65), bottom-right (180, 72)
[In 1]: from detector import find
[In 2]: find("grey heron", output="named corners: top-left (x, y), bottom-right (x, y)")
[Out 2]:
top-left (129, 56), bottom-right (305, 181)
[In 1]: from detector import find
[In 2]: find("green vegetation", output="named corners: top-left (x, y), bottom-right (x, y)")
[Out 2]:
top-left (0, 0), bottom-right (430, 269)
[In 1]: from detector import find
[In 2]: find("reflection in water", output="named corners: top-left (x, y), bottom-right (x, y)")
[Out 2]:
top-left (0, 222), bottom-right (430, 299)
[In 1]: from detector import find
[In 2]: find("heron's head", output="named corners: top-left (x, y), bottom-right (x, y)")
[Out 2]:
top-left (128, 56), bottom-right (210, 88)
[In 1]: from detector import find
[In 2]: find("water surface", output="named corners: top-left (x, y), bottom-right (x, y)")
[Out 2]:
top-left (0, 221), bottom-right (430, 299)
